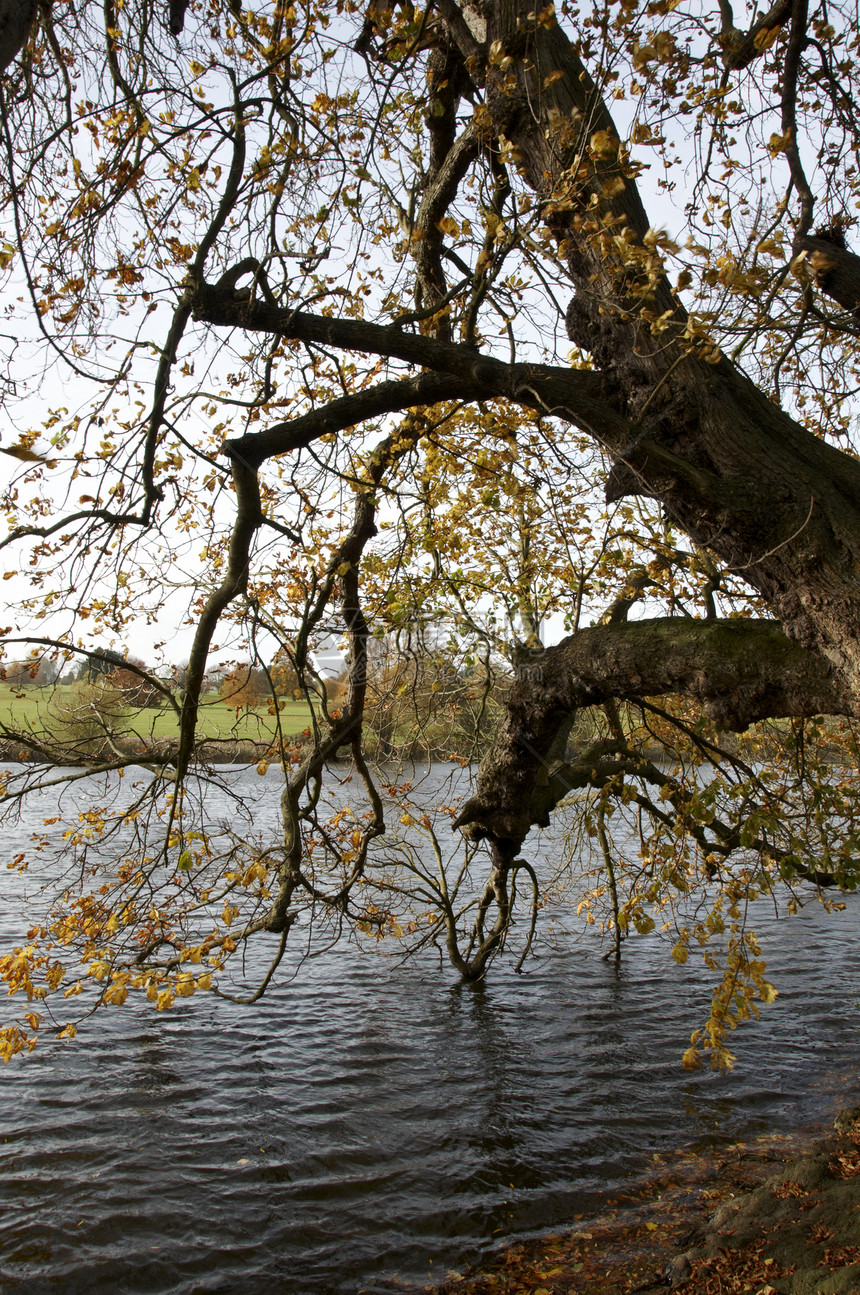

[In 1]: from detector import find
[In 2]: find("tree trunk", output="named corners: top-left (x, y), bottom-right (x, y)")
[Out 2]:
top-left (472, 0), bottom-right (860, 710)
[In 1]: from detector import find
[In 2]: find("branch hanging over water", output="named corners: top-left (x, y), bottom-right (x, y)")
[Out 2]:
top-left (455, 617), bottom-right (848, 852)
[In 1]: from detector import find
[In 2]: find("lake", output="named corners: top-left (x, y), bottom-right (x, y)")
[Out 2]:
top-left (0, 764), bottom-right (858, 1293)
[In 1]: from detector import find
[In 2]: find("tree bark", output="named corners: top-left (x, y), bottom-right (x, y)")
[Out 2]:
top-left (794, 234), bottom-right (860, 317)
top-left (0, 0), bottom-right (37, 73)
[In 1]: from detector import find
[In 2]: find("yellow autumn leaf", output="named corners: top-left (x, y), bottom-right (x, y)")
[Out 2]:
top-left (103, 980), bottom-right (128, 1005)
top-left (590, 129), bottom-right (618, 159)
top-left (754, 26), bottom-right (779, 49)
top-left (632, 43), bottom-right (657, 67)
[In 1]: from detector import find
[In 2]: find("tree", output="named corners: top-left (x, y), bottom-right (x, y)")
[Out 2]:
top-left (77, 648), bottom-right (126, 682)
top-left (219, 661), bottom-right (270, 710)
top-left (360, 630), bottom-right (491, 758)
top-left (45, 676), bottom-right (133, 756)
top-left (1, 0), bottom-right (860, 1065)
top-left (2, 652), bottom-right (58, 688)
top-left (111, 656), bottom-right (165, 709)
top-left (269, 645), bottom-right (301, 699)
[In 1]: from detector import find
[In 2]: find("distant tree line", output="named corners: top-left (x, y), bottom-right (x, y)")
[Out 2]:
top-left (2, 639), bottom-right (508, 757)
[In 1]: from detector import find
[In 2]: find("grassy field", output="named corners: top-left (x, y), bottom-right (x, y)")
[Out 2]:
top-left (0, 684), bottom-right (316, 747)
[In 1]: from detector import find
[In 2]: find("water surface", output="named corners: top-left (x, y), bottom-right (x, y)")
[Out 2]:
top-left (0, 765), bottom-right (858, 1293)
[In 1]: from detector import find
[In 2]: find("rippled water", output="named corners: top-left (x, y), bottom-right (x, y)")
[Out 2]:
top-left (1, 765), bottom-right (859, 1294)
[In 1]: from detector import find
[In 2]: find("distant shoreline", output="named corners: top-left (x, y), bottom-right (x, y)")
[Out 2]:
top-left (0, 737), bottom-right (276, 767)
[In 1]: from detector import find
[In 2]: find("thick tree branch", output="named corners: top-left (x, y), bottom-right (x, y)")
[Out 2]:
top-left (793, 234), bottom-right (860, 317)
top-left (226, 371), bottom-right (495, 468)
top-left (780, 0), bottom-right (814, 235)
top-left (455, 617), bottom-right (849, 851)
top-left (190, 281), bottom-right (634, 445)
top-left (718, 0), bottom-right (793, 71)
top-left (176, 455), bottom-right (263, 781)
top-left (411, 113), bottom-right (480, 336)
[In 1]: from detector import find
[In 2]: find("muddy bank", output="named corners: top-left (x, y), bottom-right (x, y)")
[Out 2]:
top-left (669, 1105), bottom-right (860, 1294)
top-left (432, 1103), bottom-right (860, 1294)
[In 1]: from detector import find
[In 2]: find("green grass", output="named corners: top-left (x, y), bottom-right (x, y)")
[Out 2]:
top-left (0, 684), bottom-right (316, 747)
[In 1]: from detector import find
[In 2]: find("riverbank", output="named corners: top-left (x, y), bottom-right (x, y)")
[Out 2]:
top-left (0, 735), bottom-right (276, 765)
top-left (432, 1101), bottom-right (860, 1294)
